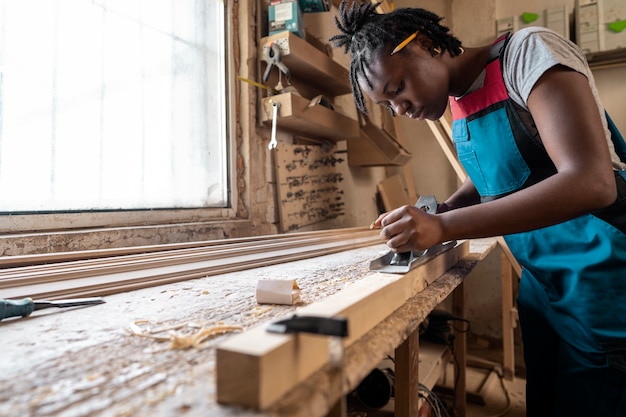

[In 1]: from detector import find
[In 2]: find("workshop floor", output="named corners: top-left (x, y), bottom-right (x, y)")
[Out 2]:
top-left (463, 336), bottom-right (526, 417)
top-left (461, 364), bottom-right (526, 417)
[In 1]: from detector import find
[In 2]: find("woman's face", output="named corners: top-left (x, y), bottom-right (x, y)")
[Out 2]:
top-left (358, 43), bottom-right (451, 121)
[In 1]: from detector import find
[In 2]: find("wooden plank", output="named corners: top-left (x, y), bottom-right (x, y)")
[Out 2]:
top-left (452, 278), bottom-right (467, 417)
top-left (395, 330), bottom-right (420, 416)
top-left (501, 250), bottom-right (516, 380)
top-left (0, 229), bottom-right (362, 268)
top-left (215, 241), bottom-right (469, 410)
top-left (425, 119), bottom-right (467, 182)
top-left (497, 236), bottom-right (522, 277)
top-left (261, 92), bottom-right (360, 142)
top-left (263, 259), bottom-right (478, 417)
top-left (0, 228), bottom-right (381, 300)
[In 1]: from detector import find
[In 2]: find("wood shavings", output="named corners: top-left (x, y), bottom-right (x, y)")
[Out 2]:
top-left (125, 320), bottom-right (242, 349)
top-left (249, 306), bottom-right (273, 317)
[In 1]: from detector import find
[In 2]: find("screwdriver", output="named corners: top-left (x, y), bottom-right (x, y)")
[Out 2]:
top-left (0, 297), bottom-right (105, 321)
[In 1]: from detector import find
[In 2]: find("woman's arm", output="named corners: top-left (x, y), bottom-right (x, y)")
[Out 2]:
top-left (439, 176), bottom-right (481, 212)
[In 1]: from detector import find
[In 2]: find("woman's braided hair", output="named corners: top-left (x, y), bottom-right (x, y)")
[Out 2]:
top-left (329, 0), bottom-right (463, 114)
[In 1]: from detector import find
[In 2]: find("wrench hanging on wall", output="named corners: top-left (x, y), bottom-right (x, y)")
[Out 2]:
top-left (269, 101), bottom-right (280, 150)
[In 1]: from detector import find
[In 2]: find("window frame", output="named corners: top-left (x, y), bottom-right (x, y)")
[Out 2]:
top-left (0, 1), bottom-right (239, 235)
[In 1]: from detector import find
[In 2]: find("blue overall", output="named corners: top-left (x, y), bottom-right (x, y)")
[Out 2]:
top-left (450, 34), bottom-right (626, 416)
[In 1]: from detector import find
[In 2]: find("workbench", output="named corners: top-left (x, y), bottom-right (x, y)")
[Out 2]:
top-left (0, 238), bottom-right (499, 417)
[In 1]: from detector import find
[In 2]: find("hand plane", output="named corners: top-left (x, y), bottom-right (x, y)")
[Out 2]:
top-left (369, 195), bottom-right (457, 274)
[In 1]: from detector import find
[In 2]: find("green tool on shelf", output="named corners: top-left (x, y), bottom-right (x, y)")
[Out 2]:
top-left (0, 297), bottom-right (105, 321)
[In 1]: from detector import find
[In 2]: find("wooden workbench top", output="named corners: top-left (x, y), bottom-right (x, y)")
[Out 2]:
top-left (0, 238), bottom-right (498, 417)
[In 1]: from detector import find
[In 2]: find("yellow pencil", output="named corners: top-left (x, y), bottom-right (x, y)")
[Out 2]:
top-left (391, 30), bottom-right (419, 55)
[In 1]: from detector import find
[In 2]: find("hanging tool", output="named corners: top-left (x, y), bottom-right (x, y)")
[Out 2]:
top-left (369, 195), bottom-right (457, 273)
top-left (268, 101), bottom-right (280, 150)
top-left (262, 42), bottom-right (290, 91)
top-left (0, 297), bottom-right (105, 321)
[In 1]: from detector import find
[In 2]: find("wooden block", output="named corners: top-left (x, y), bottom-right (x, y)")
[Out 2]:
top-left (216, 241), bottom-right (469, 410)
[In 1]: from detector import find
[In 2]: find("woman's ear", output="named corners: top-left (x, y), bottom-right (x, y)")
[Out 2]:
top-left (416, 35), bottom-right (441, 56)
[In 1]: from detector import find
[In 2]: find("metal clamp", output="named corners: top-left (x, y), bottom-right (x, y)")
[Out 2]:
top-left (262, 43), bottom-right (290, 84)
top-left (266, 314), bottom-right (349, 337)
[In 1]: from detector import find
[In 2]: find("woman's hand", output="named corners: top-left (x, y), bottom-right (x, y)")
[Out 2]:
top-left (372, 205), bottom-right (444, 252)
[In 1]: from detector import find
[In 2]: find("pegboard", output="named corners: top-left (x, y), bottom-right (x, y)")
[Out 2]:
top-left (274, 144), bottom-right (346, 232)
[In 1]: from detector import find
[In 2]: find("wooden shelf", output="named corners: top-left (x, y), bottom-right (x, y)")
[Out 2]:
top-left (261, 92), bottom-right (360, 142)
top-left (261, 31), bottom-right (351, 97)
top-left (348, 117), bottom-right (412, 166)
top-left (587, 47), bottom-right (626, 69)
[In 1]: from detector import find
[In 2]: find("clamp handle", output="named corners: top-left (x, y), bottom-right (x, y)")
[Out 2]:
top-left (267, 315), bottom-right (349, 338)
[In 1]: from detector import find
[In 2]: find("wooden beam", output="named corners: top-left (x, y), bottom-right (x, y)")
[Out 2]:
top-left (452, 277), bottom-right (467, 417)
top-left (0, 228), bottom-right (364, 268)
top-left (394, 329), bottom-right (420, 416)
top-left (0, 228), bottom-right (382, 300)
top-left (501, 251), bottom-right (516, 380)
top-left (215, 241), bottom-right (469, 410)
top-left (425, 119), bottom-right (467, 182)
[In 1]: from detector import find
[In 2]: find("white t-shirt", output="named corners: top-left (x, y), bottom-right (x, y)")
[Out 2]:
top-left (500, 27), bottom-right (626, 170)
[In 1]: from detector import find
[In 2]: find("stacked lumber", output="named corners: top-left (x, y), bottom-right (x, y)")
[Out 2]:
top-left (0, 227), bottom-right (381, 300)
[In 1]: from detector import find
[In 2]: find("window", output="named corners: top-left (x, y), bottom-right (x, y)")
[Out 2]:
top-left (0, 0), bottom-right (229, 216)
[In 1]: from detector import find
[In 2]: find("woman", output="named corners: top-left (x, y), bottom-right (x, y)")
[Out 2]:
top-left (330, 1), bottom-right (626, 416)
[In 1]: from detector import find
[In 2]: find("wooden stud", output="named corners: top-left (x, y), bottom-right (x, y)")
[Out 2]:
top-left (394, 329), bottom-right (420, 416)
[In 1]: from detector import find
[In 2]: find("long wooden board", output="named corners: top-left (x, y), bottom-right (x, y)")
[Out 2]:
top-left (215, 240), bottom-right (469, 410)
top-left (0, 228), bottom-right (381, 300)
